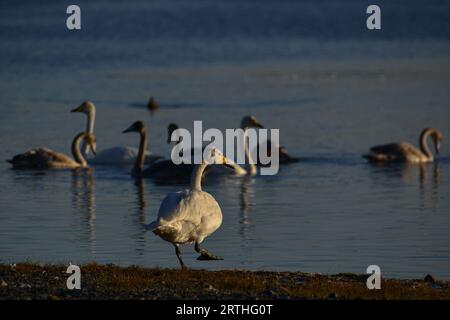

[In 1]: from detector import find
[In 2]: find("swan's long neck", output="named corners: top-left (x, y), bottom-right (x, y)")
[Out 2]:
top-left (191, 163), bottom-right (207, 191)
top-left (420, 129), bottom-right (433, 160)
top-left (82, 109), bottom-right (96, 157)
top-left (72, 133), bottom-right (88, 167)
top-left (243, 127), bottom-right (257, 176)
top-left (133, 129), bottom-right (148, 177)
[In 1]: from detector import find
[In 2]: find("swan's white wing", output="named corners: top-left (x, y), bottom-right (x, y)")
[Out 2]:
top-left (149, 190), bottom-right (223, 244)
top-left (155, 190), bottom-right (192, 225)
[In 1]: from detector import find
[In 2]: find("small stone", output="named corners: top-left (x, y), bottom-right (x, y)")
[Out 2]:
top-left (262, 290), bottom-right (276, 297)
top-left (424, 274), bottom-right (436, 284)
top-left (1, 280), bottom-right (7, 287)
top-left (207, 284), bottom-right (218, 292)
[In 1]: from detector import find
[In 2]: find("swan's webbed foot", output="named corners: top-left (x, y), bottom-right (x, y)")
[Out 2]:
top-left (174, 244), bottom-right (187, 269)
top-left (195, 242), bottom-right (223, 261)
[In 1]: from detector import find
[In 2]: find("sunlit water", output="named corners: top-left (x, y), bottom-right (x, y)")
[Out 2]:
top-left (0, 0), bottom-right (450, 279)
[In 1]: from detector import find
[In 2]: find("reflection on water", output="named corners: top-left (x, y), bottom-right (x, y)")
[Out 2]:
top-left (71, 168), bottom-right (96, 254)
top-left (239, 177), bottom-right (256, 244)
top-left (367, 162), bottom-right (441, 214)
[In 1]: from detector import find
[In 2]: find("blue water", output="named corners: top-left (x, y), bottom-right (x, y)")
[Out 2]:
top-left (0, 0), bottom-right (450, 279)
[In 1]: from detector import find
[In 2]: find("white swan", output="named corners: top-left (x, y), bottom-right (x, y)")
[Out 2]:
top-left (241, 115), bottom-right (299, 164)
top-left (364, 128), bottom-right (443, 163)
top-left (7, 132), bottom-right (96, 169)
top-left (71, 101), bottom-right (161, 165)
top-left (146, 147), bottom-right (233, 268)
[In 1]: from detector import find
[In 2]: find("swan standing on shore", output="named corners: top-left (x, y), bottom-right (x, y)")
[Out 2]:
top-left (71, 101), bottom-right (161, 165)
top-left (364, 128), bottom-right (443, 163)
top-left (146, 147), bottom-right (233, 268)
top-left (7, 132), bottom-right (96, 169)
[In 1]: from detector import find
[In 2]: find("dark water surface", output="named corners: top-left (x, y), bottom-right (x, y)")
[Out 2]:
top-left (1, 0), bottom-right (450, 278)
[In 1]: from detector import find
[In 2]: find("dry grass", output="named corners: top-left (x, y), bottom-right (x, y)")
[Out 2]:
top-left (0, 263), bottom-right (449, 300)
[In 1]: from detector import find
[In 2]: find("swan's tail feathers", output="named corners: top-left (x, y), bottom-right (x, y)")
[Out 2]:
top-left (145, 221), bottom-right (160, 231)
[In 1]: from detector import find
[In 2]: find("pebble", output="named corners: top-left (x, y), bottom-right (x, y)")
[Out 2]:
top-left (1, 280), bottom-right (7, 287)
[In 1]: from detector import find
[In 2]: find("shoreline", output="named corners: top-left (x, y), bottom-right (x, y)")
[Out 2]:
top-left (1, 263), bottom-right (449, 300)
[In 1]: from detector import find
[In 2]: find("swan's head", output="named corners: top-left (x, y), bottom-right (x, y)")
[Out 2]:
top-left (241, 115), bottom-right (264, 129)
top-left (204, 147), bottom-right (234, 169)
top-left (71, 101), bottom-right (95, 114)
top-left (122, 121), bottom-right (146, 134)
top-left (84, 133), bottom-right (97, 155)
top-left (167, 123), bottom-right (179, 144)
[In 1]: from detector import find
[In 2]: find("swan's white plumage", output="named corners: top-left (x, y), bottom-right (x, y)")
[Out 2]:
top-left (148, 189), bottom-right (222, 244)
top-left (144, 147), bottom-right (230, 267)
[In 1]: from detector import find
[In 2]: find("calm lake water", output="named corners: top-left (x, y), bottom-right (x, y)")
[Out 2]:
top-left (1, 0), bottom-right (450, 279)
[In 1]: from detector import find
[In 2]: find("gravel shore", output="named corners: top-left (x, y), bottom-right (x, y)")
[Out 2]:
top-left (0, 263), bottom-right (449, 300)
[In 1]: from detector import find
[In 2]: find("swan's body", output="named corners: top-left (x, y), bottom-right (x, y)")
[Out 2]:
top-left (146, 147), bottom-right (231, 268)
top-left (71, 101), bottom-right (161, 165)
top-left (257, 140), bottom-right (300, 164)
top-left (7, 132), bottom-right (96, 169)
top-left (364, 128), bottom-right (443, 163)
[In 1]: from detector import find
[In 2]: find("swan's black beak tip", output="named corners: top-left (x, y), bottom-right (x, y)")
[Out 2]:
top-left (71, 105), bottom-right (83, 113)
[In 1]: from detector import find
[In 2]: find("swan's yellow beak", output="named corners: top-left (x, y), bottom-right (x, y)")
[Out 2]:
top-left (222, 155), bottom-right (234, 169)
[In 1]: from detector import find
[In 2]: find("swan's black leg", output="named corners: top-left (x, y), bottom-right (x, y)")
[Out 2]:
top-left (195, 242), bottom-right (223, 260)
top-left (174, 244), bottom-right (186, 269)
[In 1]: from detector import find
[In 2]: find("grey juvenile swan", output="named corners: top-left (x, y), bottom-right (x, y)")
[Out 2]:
top-left (241, 115), bottom-right (299, 165)
top-left (364, 127), bottom-right (443, 163)
top-left (7, 132), bottom-right (97, 169)
top-left (122, 121), bottom-right (197, 181)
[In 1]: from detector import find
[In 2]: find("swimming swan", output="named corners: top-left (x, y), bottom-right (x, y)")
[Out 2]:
top-left (168, 123), bottom-right (248, 176)
top-left (146, 147), bottom-right (233, 268)
top-left (71, 101), bottom-right (161, 165)
top-left (364, 128), bottom-right (443, 163)
top-left (7, 132), bottom-right (96, 169)
top-left (241, 115), bottom-right (299, 164)
top-left (123, 121), bottom-right (196, 181)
